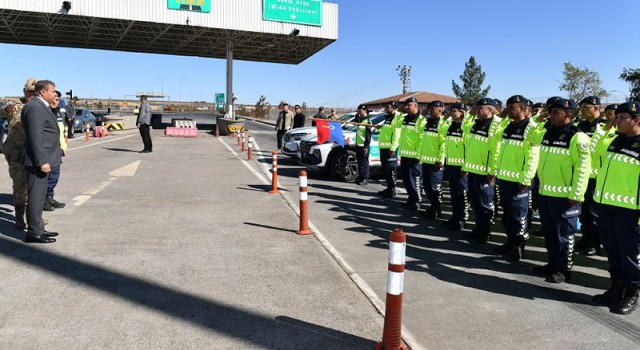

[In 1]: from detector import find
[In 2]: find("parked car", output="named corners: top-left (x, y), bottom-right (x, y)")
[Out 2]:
top-left (73, 107), bottom-right (96, 132)
top-left (298, 112), bottom-right (387, 182)
top-left (281, 112), bottom-right (360, 158)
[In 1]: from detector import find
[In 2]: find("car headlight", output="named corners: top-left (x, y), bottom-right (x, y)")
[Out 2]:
top-left (284, 134), bottom-right (291, 142)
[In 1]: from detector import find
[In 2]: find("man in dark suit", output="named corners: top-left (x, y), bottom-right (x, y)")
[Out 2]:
top-left (20, 80), bottom-right (62, 243)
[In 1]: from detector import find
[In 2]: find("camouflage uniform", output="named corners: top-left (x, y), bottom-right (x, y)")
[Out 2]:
top-left (1, 98), bottom-right (28, 206)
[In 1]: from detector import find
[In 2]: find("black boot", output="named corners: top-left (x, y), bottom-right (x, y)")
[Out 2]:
top-left (492, 236), bottom-right (513, 255)
top-left (449, 221), bottom-right (465, 231)
top-left (469, 226), bottom-right (491, 244)
top-left (48, 195), bottom-right (65, 209)
top-left (593, 280), bottom-right (625, 305)
top-left (43, 197), bottom-right (55, 211)
top-left (611, 286), bottom-right (639, 315)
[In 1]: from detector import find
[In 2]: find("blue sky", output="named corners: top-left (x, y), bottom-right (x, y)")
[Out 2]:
top-left (1, 0), bottom-right (639, 107)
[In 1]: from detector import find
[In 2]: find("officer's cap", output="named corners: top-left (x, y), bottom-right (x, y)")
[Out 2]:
top-left (55, 90), bottom-right (62, 97)
top-left (526, 99), bottom-right (533, 107)
top-left (494, 99), bottom-right (503, 107)
top-left (615, 101), bottom-right (640, 116)
top-left (548, 98), bottom-right (576, 110)
top-left (580, 96), bottom-right (601, 106)
top-left (506, 95), bottom-right (527, 106)
top-left (404, 97), bottom-right (419, 105)
top-left (604, 104), bottom-right (618, 112)
top-left (428, 100), bottom-right (444, 108)
top-left (476, 98), bottom-right (496, 107)
top-left (532, 103), bottom-right (546, 109)
top-left (357, 104), bottom-right (368, 110)
top-left (24, 78), bottom-right (38, 91)
top-left (450, 103), bottom-right (465, 111)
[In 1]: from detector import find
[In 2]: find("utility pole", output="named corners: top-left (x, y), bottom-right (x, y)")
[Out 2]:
top-left (396, 65), bottom-right (412, 94)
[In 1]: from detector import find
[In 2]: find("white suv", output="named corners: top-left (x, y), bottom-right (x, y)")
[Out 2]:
top-left (280, 113), bottom-right (360, 158)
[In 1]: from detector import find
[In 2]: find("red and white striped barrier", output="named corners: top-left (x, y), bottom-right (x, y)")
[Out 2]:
top-left (237, 132), bottom-right (241, 147)
top-left (85, 123), bottom-right (90, 142)
top-left (241, 132), bottom-right (246, 152)
top-left (375, 228), bottom-right (408, 350)
top-left (297, 170), bottom-right (312, 235)
top-left (269, 151), bottom-right (279, 194)
top-left (247, 135), bottom-right (253, 161)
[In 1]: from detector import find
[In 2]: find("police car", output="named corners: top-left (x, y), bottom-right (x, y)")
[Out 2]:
top-left (281, 112), bottom-right (360, 158)
top-left (298, 112), bottom-right (385, 182)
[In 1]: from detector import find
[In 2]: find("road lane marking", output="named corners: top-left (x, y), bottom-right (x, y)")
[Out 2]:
top-left (73, 160), bottom-right (141, 207)
top-left (221, 136), bottom-right (424, 350)
top-left (68, 135), bottom-right (136, 151)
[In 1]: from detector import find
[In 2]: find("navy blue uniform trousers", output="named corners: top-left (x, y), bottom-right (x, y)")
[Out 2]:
top-left (446, 165), bottom-right (468, 222)
top-left (498, 179), bottom-right (530, 240)
top-left (379, 149), bottom-right (398, 190)
top-left (539, 195), bottom-right (580, 273)
top-left (355, 146), bottom-right (370, 181)
top-left (401, 157), bottom-right (422, 204)
top-left (599, 204), bottom-right (640, 287)
top-left (468, 173), bottom-right (495, 229)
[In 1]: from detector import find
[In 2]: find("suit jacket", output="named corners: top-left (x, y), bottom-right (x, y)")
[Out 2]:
top-left (20, 97), bottom-right (62, 168)
top-left (137, 102), bottom-right (152, 125)
top-left (275, 110), bottom-right (294, 131)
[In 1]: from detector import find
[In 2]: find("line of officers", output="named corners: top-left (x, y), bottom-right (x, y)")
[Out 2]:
top-left (357, 95), bottom-right (640, 315)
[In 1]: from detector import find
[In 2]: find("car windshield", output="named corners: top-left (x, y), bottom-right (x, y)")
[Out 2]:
top-left (76, 109), bottom-right (84, 116)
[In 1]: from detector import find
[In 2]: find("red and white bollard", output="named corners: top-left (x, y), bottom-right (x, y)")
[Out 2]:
top-left (215, 124), bottom-right (220, 138)
top-left (297, 170), bottom-right (312, 235)
top-left (247, 135), bottom-right (253, 161)
top-left (237, 131), bottom-right (242, 147)
top-left (85, 123), bottom-right (90, 142)
top-left (375, 228), bottom-right (408, 350)
top-left (241, 132), bottom-right (246, 152)
top-left (231, 131), bottom-right (235, 140)
top-left (269, 151), bottom-right (279, 194)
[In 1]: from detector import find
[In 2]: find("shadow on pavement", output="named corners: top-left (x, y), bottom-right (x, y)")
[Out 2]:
top-left (244, 222), bottom-right (297, 234)
top-left (103, 148), bottom-right (139, 153)
top-left (0, 236), bottom-right (375, 349)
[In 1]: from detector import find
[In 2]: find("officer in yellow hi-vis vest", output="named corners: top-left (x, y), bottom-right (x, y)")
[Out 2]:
top-left (591, 101), bottom-right (640, 315)
top-left (399, 97), bottom-right (427, 210)
top-left (377, 102), bottom-right (404, 197)
top-left (533, 98), bottom-right (591, 284)
top-left (354, 104), bottom-right (371, 186)
top-left (419, 100), bottom-right (448, 219)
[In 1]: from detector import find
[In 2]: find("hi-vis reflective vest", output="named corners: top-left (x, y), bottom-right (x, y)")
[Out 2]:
top-left (445, 119), bottom-right (465, 167)
top-left (378, 112), bottom-right (404, 151)
top-left (419, 116), bottom-right (447, 164)
top-left (399, 113), bottom-right (426, 159)
top-left (593, 133), bottom-right (640, 210)
top-left (584, 120), bottom-right (610, 178)
top-left (536, 123), bottom-right (591, 202)
top-left (495, 118), bottom-right (539, 185)
top-left (462, 116), bottom-right (503, 175)
top-left (355, 116), bottom-right (370, 147)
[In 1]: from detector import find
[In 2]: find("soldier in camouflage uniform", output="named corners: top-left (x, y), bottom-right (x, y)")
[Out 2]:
top-left (1, 78), bottom-right (37, 229)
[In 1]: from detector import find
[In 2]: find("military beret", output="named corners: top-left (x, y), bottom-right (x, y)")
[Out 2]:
top-left (476, 98), bottom-right (496, 107)
top-left (357, 104), bottom-right (368, 110)
top-left (494, 99), bottom-right (503, 107)
top-left (404, 97), bottom-right (419, 104)
top-left (526, 99), bottom-right (533, 107)
top-left (549, 98), bottom-right (576, 110)
top-left (546, 96), bottom-right (563, 107)
top-left (385, 101), bottom-right (400, 109)
top-left (428, 100), bottom-right (444, 108)
top-left (615, 101), bottom-right (640, 116)
top-left (604, 104), bottom-right (618, 112)
top-left (580, 96), bottom-right (600, 106)
top-left (450, 103), bottom-right (465, 110)
top-left (506, 95), bottom-right (527, 106)
top-left (532, 103), bottom-right (546, 109)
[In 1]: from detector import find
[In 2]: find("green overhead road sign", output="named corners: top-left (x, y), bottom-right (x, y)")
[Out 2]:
top-left (215, 93), bottom-right (225, 109)
top-left (263, 0), bottom-right (322, 27)
top-left (168, 0), bottom-right (211, 13)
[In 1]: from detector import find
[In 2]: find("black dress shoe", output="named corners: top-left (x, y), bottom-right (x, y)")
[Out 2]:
top-left (449, 221), bottom-right (465, 231)
top-left (533, 264), bottom-right (555, 276)
top-left (43, 231), bottom-right (59, 237)
top-left (611, 287), bottom-right (639, 315)
top-left (43, 200), bottom-right (55, 211)
top-left (139, 150), bottom-right (150, 153)
top-left (25, 235), bottom-right (56, 243)
top-left (357, 179), bottom-right (368, 186)
top-left (546, 271), bottom-right (571, 284)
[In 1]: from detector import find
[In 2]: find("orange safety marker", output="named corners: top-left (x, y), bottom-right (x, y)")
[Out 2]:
top-left (231, 131), bottom-right (235, 140)
top-left (269, 151), bottom-right (279, 194)
top-left (241, 132), bottom-right (246, 152)
top-left (101, 126), bottom-right (106, 138)
top-left (297, 170), bottom-right (312, 235)
top-left (85, 123), bottom-right (90, 142)
top-left (215, 124), bottom-right (219, 138)
top-left (247, 135), bottom-right (253, 161)
top-left (237, 132), bottom-right (241, 147)
top-left (375, 228), bottom-right (409, 350)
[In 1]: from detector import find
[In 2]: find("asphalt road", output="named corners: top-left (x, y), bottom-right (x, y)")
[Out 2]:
top-left (240, 117), bottom-right (640, 350)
